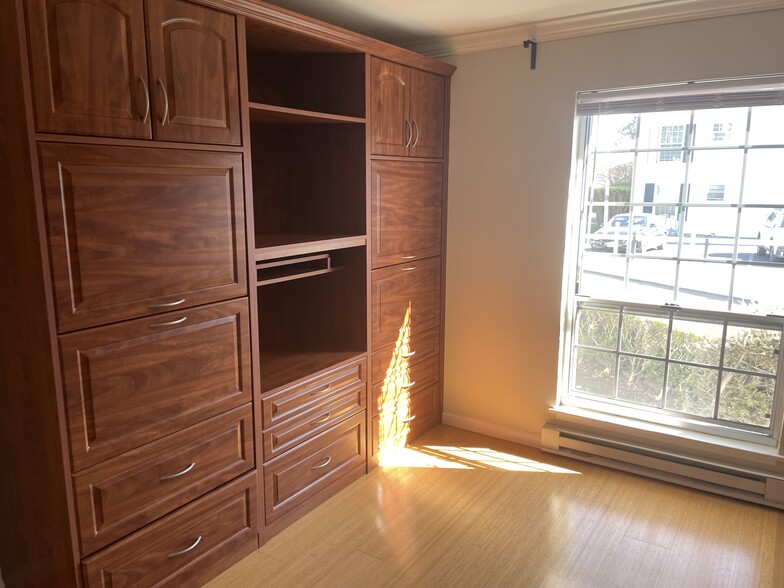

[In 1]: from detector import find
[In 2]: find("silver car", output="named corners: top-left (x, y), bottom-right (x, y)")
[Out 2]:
top-left (590, 213), bottom-right (666, 252)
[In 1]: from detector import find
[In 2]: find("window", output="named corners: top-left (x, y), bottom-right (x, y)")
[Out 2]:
top-left (563, 75), bottom-right (784, 444)
top-left (706, 184), bottom-right (725, 201)
top-left (659, 124), bottom-right (685, 161)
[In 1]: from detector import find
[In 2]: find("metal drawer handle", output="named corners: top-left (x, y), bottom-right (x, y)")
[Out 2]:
top-left (412, 120), bottom-right (420, 147)
top-left (402, 381), bottom-right (416, 389)
top-left (139, 76), bottom-right (150, 124)
top-left (309, 413), bottom-right (331, 425)
top-left (160, 462), bottom-right (196, 481)
top-left (402, 254), bottom-right (417, 259)
top-left (402, 414), bottom-right (417, 423)
top-left (310, 384), bottom-right (331, 396)
top-left (401, 350), bottom-right (416, 359)
top-left (168, 535), bottom-right (202, 558)
top-left (311, 456), bottom-right (332, 470)
top-left (158, 78), bottom-right (169, 125)
top-left (405, 120), bottom-right (412, 148)
top-left (149, 316), bottom-right (187, 328)
top-left (401, 266), bottom-right (417, 271)
top-left (148, 298), bottom-right (185, 309)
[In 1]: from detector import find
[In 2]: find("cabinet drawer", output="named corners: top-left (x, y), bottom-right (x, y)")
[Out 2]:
top-left (372, 354), bottom-right (440, 418)
top-left (74, 405), bottom-right (253, 555)
top-left (263, 383), bottom-right (365, 461)
top-left (263, 412), bottom-right (365, 523)
top-left (407, 383), bottom-right (442, 441)
top-left (371, 325), bottom-right (440, 385)
top-left (370, 160), bottom-right (443, 269)
top-left (371, 257), bottom-right (441, 350)
top-left (39, 143), bottom-right (247, 332)
top-left (82, 472), bottom-right (258, 588)
top-left (375, 382), bottom-right (441, 460)
top-left (261, 357), bottom-right (366, 429)
top-left (60, 299), bottom-right (252, 471)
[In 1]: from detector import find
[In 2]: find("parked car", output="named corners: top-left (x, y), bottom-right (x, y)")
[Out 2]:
top-left (757, 209), bottom-right (784, 259)
top-left (590, 213), bottom-right (666, 252)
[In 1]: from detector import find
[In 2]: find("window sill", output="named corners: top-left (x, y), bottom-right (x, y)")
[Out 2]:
top-left (548, 404), bottom-right (783, 473)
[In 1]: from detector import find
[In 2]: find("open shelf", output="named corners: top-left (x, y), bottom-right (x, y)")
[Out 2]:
top-left (255, 234), bottom-right (366, 261)
top-left (248, 102), bottom-right (364, 125)
top-left (257, 246), bottom-right (366, 394)
top-left (245, 20), bottom-right (365, 119)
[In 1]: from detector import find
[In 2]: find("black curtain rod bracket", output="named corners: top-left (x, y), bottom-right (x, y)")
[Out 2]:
top-left (523, 39), bottom-right (537, 70)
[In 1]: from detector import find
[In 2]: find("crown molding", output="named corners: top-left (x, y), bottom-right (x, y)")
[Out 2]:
top-left (404, 0), bottom-right (784, 58)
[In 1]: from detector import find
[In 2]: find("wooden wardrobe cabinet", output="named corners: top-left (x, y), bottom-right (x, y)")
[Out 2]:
top-left (0, 0), bottom-right (453, 585)
top-left (26, 0), bottom-right (241, 145)
top-left (370, 57), bottom-right (446, 159)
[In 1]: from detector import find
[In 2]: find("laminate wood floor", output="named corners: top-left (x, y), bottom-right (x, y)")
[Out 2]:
top-left (207, 425), bottom-right (784, 588)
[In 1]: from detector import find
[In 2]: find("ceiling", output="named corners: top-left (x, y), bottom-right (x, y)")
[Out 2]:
top-left (261, 0), bottom-right (784, 56)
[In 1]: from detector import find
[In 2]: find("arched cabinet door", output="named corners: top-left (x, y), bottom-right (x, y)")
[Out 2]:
top-left (370, 57), bottom-right (409, 156)
top-left (146, 0), bottom-right (241, 145)
top-left (26, 0), bottom-right (152, 139)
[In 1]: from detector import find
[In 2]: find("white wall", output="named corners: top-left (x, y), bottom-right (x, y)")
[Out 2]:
top-left (442, 10), bottom-right (784, 442)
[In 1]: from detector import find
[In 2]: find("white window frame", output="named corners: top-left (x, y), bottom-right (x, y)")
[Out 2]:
top-left (560, 75), bottom-right (784, 447)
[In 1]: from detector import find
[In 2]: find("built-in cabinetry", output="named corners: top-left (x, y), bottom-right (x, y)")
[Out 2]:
top-left (0, 0), bottom-right (453, 585)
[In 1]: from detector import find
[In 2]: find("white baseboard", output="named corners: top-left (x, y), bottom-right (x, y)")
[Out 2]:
top-left (441, 412), bottom-right (541, 448)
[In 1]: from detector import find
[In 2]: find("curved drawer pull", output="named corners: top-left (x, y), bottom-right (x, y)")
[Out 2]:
top-left (309, 413), bottom-right (331, 425)
top-left (311, 456), bottom-right (332, 470)
top-left (310, 384), bottom-right (331, 396)
top-left (402, 414), bottom-right (417, 424)
top-left (402, 381), bottom-right (416, 389)
top-left (402, 254), bottom-right (417, 259)
top-left (168, 535), bottom-right (202, 558)
top-left (412, 120), bottom-right (420, 148)
top-left (159, 462), bottom-right (196, 481)
top-left (139, 76), bottom-right (150, 124)
top-left (148, 298), bottom-right (186, 309)
top-left (401, 266), bottom-right (417, 272)
top-left (149, 316), bottom-right (187, 328)
top-left (401, 350), bottom-right (416, 359)
top-left (158, 78), bottom-right (170, 125)
top-left (405, 120), bottom-right (413, 148)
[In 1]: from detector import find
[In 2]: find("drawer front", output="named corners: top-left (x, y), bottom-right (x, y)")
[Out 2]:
top-left (375, 382), bottom-right (441, 458)
top-left (261, 357), bottom-right (366, 429)
top-left (82, 472), bottom-right (258, 588)
top-left (60, 299), bottom-right (252, 471)
top-left (74, 405), bottom-right (253, 555)
top-left (264, 413), bottom-right (365, 522)
top-left (371, 325), bottom-right (440, 385)
top-left (370, 160), bottom-right (443, 269)
top-left (39, 143), bottom-right (247, 332)
top-left (371, 257), bottom-right (441, 350)
top-left (372, 354), bottom-right (440, 418)
top-left (262, 383), bottom-right (365, 461)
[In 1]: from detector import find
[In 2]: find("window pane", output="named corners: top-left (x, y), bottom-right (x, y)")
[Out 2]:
top-left (670, 319), bottom-right (722, 365)
top-left (748, 104), bottom-right (784, 146)
top-left (692, 108), bottom-right (748, 147)
top-left (620, 312), bottom-right (668, 357)
top-left (595, 113), bottom-right (639, 151)
top-left (724, 325), bottom-right (780, 375)
top-left (741, 149), bottom-right (784, 205)
top-left (665, 364), bottom-right (718, 417)
top-left (574, 348), bottom-right (616, 397)
top-left (676, 261), bottom-right (732, 311)
top-left (618, 356), bottom-right (664, 407)
top-left (732, 265), bottom-right (784, 315)
top-left (687, 150), bottom-right (744, 208)
top-left (576, 307), bottom-right (619, 350)
top-left (626, 258), bottom-right (676, 304)
top-left (718, 373), bottom-right (774, 428)
top-left (586, 203), bottom-right (632, 252)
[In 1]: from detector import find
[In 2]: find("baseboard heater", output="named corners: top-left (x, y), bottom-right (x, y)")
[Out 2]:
top-left (541, 424), bottom-right (784, 509)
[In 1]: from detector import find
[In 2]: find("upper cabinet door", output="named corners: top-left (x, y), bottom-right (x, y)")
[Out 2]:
top-left (370, 58), bottom-right (409, 157)
top-left (408, 68), bottom-right (445, 159)
top-left (39, 142), bottom-right (247, 332)
top-left (146, 0), bottom-right (241, 145)
top-left (26, 0), bottom-right (152, 139)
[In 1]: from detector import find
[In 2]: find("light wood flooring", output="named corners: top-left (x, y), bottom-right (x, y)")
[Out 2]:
top-left (207, 425), bottom-right (784, 588)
